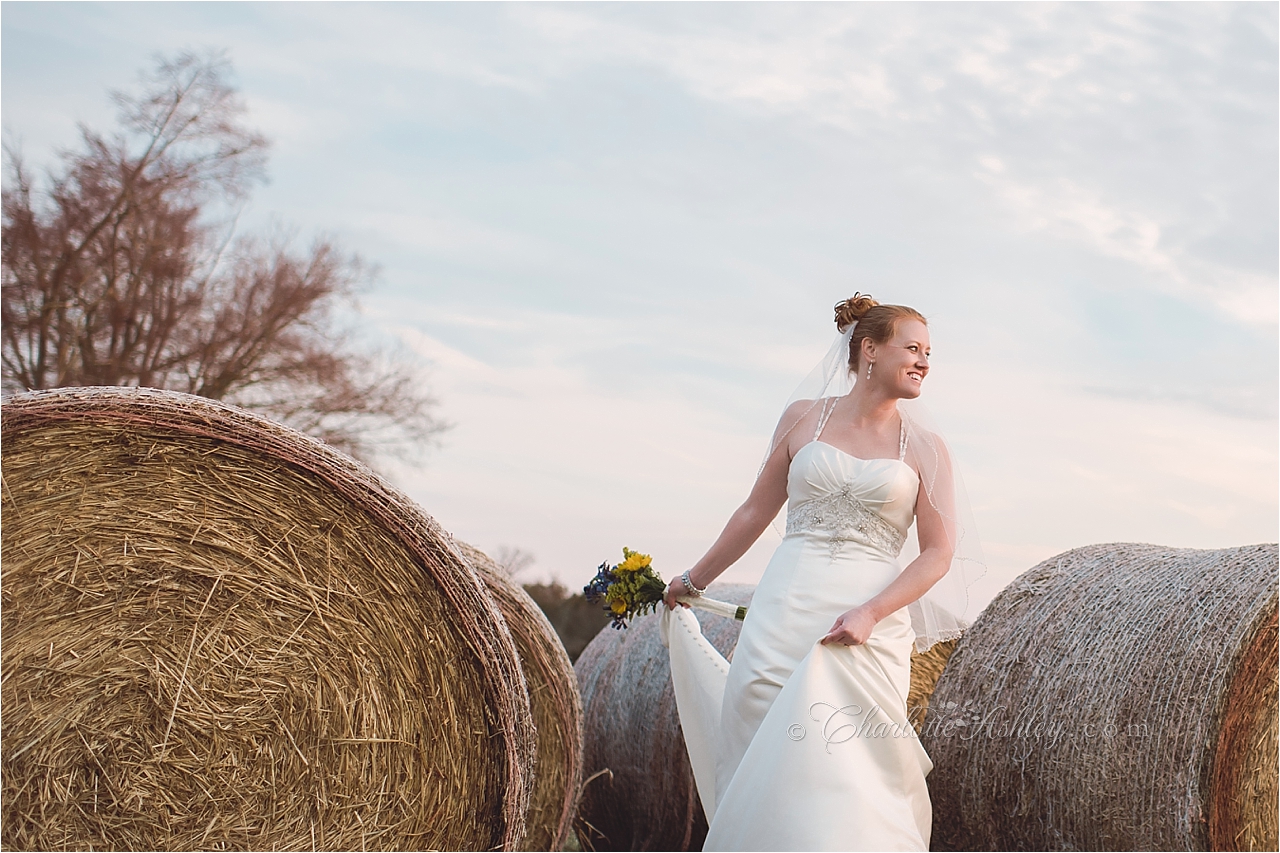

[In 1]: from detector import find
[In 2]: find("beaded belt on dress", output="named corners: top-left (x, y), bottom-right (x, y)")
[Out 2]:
top-left (784, 485), bottom-right (906, 558)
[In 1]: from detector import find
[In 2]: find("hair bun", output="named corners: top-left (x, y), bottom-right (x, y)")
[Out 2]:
top-left (834, 293), bottom-right (878, 332)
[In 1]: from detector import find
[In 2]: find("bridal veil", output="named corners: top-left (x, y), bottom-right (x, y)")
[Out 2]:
top-left (757, 318), bottom-right (987, 652)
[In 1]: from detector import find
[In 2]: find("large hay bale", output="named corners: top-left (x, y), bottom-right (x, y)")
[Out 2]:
top-left (923, 543), bottom-right (1279, 852)
top-left (1, 387), bottom-right (536, 851)
top-left (458, 542), bottom-right (584, 852)
top-left (572, 583), bottom-right (955, 851)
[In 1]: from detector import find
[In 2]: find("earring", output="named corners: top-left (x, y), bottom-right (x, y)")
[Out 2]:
top-left (866, 361), bottom-right (873, 380)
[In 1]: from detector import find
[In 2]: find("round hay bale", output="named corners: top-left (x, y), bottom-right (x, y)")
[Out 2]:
top-left (457, 542), bottom-right (584, 852)
top-left (922, 542), bottom-right (1279, 852)
top-left (0, 387), bottom-right (535, 851)
top-left (572, 583), bottom-right (956, 850)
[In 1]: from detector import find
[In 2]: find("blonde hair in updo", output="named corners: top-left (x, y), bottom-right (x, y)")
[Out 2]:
top-left (833, 293), bottom-right (927, 373)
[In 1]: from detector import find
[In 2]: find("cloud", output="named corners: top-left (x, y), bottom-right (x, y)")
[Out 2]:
top-left (926, 359), bottom-right (1277, 600)
top-left (374, 314), bottom-right (786, 584)
top-left (5, 1), bottom-right (1273, 609)
top-left (351, 210), bottom-right (562, 265)
top-left (977, 165), bottom-right (1278, 327)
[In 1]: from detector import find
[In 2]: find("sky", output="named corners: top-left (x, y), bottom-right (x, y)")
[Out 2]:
top-left (3, 1), bottom-right (1277, 612)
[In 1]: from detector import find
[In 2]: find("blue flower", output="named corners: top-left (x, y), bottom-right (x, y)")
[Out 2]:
top-left (583, 561), bottom-right (616, 603)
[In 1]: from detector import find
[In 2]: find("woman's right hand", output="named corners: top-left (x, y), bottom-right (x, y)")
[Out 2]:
top-left (664, 576), bottom-right (692, 610)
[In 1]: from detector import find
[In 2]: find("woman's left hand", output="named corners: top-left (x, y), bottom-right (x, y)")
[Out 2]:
top-left (820, 605), bottom-right (877, 646)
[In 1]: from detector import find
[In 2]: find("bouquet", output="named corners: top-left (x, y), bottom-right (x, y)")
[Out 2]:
top-left (584, 547), bottom-right (747, 629)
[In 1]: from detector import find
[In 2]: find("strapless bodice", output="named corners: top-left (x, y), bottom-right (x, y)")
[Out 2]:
top-left (784, 440), bottom-right (919, 557)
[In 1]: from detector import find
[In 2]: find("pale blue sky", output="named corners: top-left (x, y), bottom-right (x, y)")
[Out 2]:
top-left (4, 1), bottom-right (1276, 606)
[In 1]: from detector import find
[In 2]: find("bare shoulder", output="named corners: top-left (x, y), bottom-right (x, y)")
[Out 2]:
top-left (775, 397), bottom-right (822, 437)
top-left (766, 398), bottom-right (822, 456)
top-left (903, 423), bottom-right (954, 474)
top-left (781, 397), bottom-right (818, 426)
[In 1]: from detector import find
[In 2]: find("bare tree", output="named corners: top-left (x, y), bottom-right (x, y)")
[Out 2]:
top-left (494, 546), bottom-right (537, 579)
top-left (2, 51), bottom-right (446, 463)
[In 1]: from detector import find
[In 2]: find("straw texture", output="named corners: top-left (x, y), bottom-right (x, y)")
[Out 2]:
top-left (458, 542), bottom-right (584, 852)
top-left (906, 638), bottom-right (958, 736)
top-left (572, 584), bottom-right (955, 851)
top-left (923, 543), bottom-right (1279, 852)
top-left (1, 386), bottom-right (535, 851)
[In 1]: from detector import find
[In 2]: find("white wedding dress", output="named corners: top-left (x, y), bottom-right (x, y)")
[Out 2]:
top-left (659, 404), bottom-right (934, 851)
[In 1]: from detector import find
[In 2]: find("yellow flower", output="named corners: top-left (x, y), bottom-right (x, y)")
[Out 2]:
top-left (617, 550), bottom-right (653, 572)
top-left (610, 598), bottom-right (628, 614)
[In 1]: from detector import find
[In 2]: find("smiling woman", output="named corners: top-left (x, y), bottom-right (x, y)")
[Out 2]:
top-left (837, 296), bottom-right (930, 390)
top-left (657, 294), bottom-right (986, 851)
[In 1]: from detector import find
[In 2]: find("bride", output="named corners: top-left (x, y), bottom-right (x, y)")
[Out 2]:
top-left (659, 294), bottom-right (983, 852)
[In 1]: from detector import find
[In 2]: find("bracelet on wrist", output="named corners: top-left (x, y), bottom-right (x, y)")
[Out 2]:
top-left (681, 569), bottom-right (707, 597)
